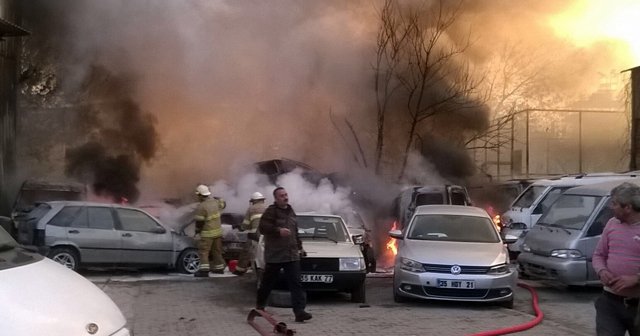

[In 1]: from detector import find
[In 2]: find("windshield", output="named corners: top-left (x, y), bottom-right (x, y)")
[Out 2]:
top-left (512, 185), bottom-right (547, 208)
top-left (407, 214), bottom-right (500, 243)
top-left (297, 216), bottom-right (350, 243)
top-left (538, 195), bottom-right (602, 230)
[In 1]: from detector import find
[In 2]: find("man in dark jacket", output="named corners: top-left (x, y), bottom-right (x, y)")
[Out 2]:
top-left (256, 187), bottom-right (312, 322)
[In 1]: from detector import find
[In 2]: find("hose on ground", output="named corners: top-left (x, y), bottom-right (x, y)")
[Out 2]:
top-left (467, 282), bottom-right (544, 336)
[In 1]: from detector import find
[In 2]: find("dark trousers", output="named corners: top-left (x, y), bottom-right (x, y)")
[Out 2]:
top-left (595, 291), bottom-right (640, 336)
top-left (256, 260), bottom-right (306, 315)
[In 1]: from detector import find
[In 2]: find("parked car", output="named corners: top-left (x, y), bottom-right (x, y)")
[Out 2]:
top-left (392, 184), bottom-right (472, 230)
top-left (0, 225), bottom-right (131, 336)
top-left (337, 208), bottom-right (377, 273)
top-left (254, 213), bottom-right (367, 303)
top-left (14, 201), bottom-right (200, 274)
top-left (389, 205), bottom-right (517, 308)
top-left (517, 178), bottom-right (640, 286)
top-left (0, 179), bottom-right (86, 236)
top-left (501, 173), bottom-right (639, 254)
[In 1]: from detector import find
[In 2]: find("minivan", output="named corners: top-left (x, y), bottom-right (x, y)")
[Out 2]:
top-left (392, 185), bottom-right (472, 230)
top-left (517, 178), bottom-right (640, 286)
top-left (501, 173), bottom-right (638, 253)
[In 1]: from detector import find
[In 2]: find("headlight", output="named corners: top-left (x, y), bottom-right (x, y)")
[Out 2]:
top-left (339, 257), bottom-right (365, 271)
top-left (487, 263), bottom-right (510, 275)
top-left (400, 257), bottom-right (424, 273)
top-left (550, 249), bottom-right (584, 259)
top-left (521, 243), bottom-right (531, 252)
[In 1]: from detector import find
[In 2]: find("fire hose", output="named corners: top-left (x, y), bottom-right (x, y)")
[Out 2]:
top-left (467, 282), bottom-right (544, 336)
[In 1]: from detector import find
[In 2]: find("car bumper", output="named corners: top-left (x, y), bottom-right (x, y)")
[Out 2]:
top-left (517, 252), bottom-right (588, 285)
top-left (393, 267), bottom-right (517, 302)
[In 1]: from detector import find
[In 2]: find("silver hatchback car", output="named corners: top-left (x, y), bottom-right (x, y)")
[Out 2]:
top-left (15, 201), bottom-right (200, 274)
top-left (390, 205), bottom-right (517, 308)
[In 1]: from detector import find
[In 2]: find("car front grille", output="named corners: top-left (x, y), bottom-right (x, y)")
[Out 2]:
top-left (422, 263), bottom-right (490, 274)
top-left (301, 258), bottom-right (338, 272)
top-left (531, 248), bottom-right (551, 257)
top-left (423, 287), bottom-right (490, 298)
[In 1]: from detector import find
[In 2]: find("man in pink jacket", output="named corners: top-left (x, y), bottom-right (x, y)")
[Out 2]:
top-left (593, 182), bottom-right (640, 336)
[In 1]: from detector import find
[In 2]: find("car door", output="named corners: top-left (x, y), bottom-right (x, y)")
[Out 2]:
top-left (57, 205), bottom-right (121, 264)
top-left (583, 199), bottom-right (612, 282)
top-left (115, 208), bottom-right (173, 265)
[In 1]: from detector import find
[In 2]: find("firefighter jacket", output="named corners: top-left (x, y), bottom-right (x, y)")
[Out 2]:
top-left (241, 202), bottom-right (267, 233)
top-left (259, 203), bottom-right (302, 263)
top-left (194, 197), bottom-right (224, 238)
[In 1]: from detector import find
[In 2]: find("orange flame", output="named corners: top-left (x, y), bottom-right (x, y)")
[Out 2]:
top-left (386, 221), bottom-right (398, 256)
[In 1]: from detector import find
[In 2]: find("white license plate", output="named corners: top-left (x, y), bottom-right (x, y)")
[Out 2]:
top-left (437, 279), bottom-right (475, 289)
top-left (300, 274), bottom-right (334, 283)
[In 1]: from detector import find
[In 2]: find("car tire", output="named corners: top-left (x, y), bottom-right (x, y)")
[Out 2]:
top-left (351, 282), bottom-right (366, 303)
top-left (499, 297), bottom-right (514, 309)
top-left (176, 248), bottom-right (200, 274)
top-left (48, 247), bottom-right (80, 271)
top-left (363, 245), bottom-right (377, 273)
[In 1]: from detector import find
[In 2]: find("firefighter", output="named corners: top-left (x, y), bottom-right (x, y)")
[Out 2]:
top-left (193, 184), bottom-right (226, 277)
top-left (233, 192), bottom-right (267, 276)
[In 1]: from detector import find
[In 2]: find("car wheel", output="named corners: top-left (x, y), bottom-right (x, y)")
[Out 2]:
top-left (177, 248), bottom-right (200, 274)
top-left (48, 247), bottom-right (80, 271)
top-left (351, 282), bottom-right (366, 303)
top-left (498, 297), bottom-right (514, 309)
top-left (363, 245), bottom-right (377, 273)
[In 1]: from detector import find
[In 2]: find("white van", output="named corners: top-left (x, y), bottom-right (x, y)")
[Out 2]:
top-left (0, 226), bottom-right (131, 336)
top-left (502, 173), bottom-right (639, 253)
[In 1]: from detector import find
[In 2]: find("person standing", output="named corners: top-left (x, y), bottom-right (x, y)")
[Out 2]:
top-left (593, 182), bottom-right (640, 336)
top-left (193, 184), bottom-right (226, 277)
top-left (256, 187), bottom-right (312, 322)
top-left (233, 192), bottom-right (267, 276)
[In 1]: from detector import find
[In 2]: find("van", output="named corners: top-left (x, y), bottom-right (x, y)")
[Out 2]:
top-left (0, 225), bottom-right (131, 335)
top-left (517, 178), bottom-right (640, 286)
top-left (501, 173), bottom-right (638, 253)
top-left (392, 184), bottom-right (472, 229)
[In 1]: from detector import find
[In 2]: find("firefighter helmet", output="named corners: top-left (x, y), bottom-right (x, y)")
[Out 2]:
top-left (195, 184), bottom-right (211, 196)
top-left (250, 192), bottom-right (265, 201)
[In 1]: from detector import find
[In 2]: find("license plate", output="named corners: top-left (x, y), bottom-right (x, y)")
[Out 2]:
top-left (300, 274), bottom-right (333, 283)
top-left (437, 279), bottom-right (475, 289)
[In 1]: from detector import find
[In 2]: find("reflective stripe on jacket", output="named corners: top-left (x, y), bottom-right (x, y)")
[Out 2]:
top-left (241, 202), bottom-right (267, 233)
top-left (194, 197), bottom-right (223, 238)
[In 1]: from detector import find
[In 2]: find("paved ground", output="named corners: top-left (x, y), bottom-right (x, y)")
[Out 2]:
top-left (92, 270), bottom-right (597, 336)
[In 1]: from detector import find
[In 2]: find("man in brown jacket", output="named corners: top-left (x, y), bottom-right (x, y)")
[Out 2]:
top-left (256, 187), bottom-right (312, 322)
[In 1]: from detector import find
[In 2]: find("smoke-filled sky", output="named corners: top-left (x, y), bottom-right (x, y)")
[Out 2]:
top-left (19, 0), bottom-right (638, 201)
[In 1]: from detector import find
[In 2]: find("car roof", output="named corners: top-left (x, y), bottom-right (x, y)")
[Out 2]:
top-left (413, 205), bottom-right (489, 217)
top-left (562, 178), bottom-right (640, 196)
top-left (530, 173), bottom-right (640, 187)
top-left (297, 212), bottom-right (343, 219)
top-left (43, 200), bottom-right (142, 210)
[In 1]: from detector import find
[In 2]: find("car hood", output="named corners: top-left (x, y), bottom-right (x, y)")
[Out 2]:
top-left (402, 240), bottom-right (507, 266)
top-left (523, 224), bottom-right (577, 253)
top-left (0, 258), bottom-right (127, 336)
top-left (302, 241), bottom-right (362, 258)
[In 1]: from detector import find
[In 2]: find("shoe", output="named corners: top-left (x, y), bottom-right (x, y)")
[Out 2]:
top-left (194, 271), bottom-right (209, 278)
top-left (210, 269), bottom-right (224, 274)
top-left (233, 270), bottom-right (245, 276)
top-left (294, 311), bottom-right (312, 322)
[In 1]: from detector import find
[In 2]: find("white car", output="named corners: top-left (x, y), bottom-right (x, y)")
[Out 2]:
top-left (254, 213), bottom-right (367, 303)
top-left (0, 226), bottom-right (130, 336)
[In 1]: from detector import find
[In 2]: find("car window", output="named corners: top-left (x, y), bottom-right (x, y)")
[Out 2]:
top-left (116, 208), bottom-right (161, 232)
top-left (416, 193), bottom-right (443, 206)
top-left (407, 214), bottom-right (500, 243)
top-left (534, 187), bottom-right (571, 214)
top-left (297, 216), bottom-right (350, 242)
top-left (0, 226), bottom-right (42, 270)
top-left (538, 195), bottom-right (602, 230)
top-left (450, 191), bottom-right (467, 205)
top-left (586, 199), bottom-right (612, 237)
top-left (512, 185), bottom-right (547, 208)
top-left (88, 207), bottom-right (115, 230)
top-left (49, 206), bottom-right (85, 227)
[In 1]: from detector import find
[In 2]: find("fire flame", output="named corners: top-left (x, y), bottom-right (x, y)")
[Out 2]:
top-left (386, 221), bottom-right (398, 256)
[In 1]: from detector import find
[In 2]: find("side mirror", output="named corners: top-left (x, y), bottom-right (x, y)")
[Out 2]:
top-left (153, 226), bottom-right (167, 234)
top-left (389, 229), bottom-right (404, 240)
top-left (503, 234), bottom-right (518, 244)
top-left (352, 234), bottom-right (364, 244)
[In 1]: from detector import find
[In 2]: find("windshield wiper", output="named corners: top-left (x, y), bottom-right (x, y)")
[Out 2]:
top-left (547, 224), bottom-right (571, 235)
top-left (0, 243), bottom-right (16, 252)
